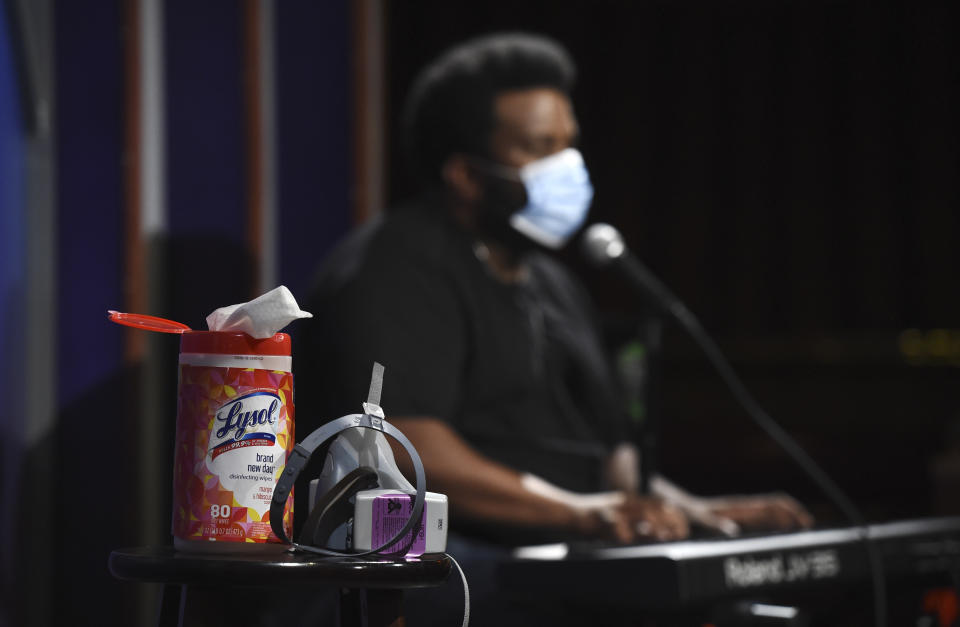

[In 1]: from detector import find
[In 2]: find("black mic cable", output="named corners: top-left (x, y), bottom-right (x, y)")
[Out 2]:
top-left (581, 223), bottom-right (887, 627)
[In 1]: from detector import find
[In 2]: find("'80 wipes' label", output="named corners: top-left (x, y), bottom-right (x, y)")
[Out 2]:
top-left (172, 364), bottom-right (294, 544)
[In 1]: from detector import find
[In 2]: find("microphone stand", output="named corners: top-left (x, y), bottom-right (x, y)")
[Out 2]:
top-left (637, 314), bottom-right (663, 496)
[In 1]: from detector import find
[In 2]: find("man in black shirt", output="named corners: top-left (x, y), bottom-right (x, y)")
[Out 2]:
top-left (299, 28), bottom-right (810, 568)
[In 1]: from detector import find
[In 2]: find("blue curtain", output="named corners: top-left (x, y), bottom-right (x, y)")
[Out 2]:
top-left (0, 0), bottom-right (27, 606)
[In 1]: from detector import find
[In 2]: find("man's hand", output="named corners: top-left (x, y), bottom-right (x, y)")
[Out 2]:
top-left (704, 492), bottom-right (814, 534)
top-left (576, 495), bottom-right (690, 544)
top-left (650, 475), bottom-right (815, 537)
top-left (620, 494), bottom-right (691, 542)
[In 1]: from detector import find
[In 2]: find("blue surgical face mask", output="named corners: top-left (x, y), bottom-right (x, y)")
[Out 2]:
top-left (509, 148), bottom-right (594, 249)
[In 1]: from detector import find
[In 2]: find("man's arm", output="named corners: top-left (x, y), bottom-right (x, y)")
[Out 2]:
top-left (388, 416), bottom-right (688, 543)
top-left (650, 474), bottom-right (814, 536)
top-left (601, 441), bottom-right (814, 536)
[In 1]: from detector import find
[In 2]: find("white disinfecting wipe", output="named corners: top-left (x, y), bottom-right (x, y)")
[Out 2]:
top-left (206, 285), bottom-right (313, 338)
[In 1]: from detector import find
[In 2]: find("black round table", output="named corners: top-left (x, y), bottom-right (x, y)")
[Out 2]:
top-left (109, 546), bottom-right (452, 627)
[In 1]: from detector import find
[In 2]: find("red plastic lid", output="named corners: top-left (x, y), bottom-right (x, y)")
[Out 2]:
top-left (108, 310), bottom-right (191, 334)
top-left (179, 331), bottom-right (291, 356)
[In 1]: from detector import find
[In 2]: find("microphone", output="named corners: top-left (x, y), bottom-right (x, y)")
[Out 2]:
top-left (580, 223), bottom-right (686, 321)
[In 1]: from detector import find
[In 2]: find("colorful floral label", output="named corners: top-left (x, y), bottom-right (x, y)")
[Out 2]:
top-left (172, 363), bottom-right (294, 544)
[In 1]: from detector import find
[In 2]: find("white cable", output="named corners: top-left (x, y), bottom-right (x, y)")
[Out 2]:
top-left (445, 553), bottom-right (470, 627)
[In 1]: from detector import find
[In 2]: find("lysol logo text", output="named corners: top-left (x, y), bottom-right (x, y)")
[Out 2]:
top-left (209, 392), bottom-right (281, 458)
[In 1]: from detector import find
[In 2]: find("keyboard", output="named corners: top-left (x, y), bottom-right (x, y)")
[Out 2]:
top-left (500, 516), bottom-right (960, 609)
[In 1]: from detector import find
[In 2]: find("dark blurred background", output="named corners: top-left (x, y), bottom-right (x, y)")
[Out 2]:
top-left (1, 1), bottom-right (958, 625)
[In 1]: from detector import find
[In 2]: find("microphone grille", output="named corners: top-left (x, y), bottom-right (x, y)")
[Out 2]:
top-left (581, 223), bottom-right (627, 266)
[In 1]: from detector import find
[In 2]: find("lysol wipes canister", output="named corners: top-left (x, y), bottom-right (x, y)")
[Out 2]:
top-left (172, 331), bottom-right (295, 551)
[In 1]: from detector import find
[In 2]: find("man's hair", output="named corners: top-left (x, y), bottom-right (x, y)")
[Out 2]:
top-left (402, 32), bottom-right (577, 185)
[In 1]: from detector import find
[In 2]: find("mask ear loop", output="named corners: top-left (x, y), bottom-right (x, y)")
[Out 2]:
top-left (270, 413), bottom-right (427, 558)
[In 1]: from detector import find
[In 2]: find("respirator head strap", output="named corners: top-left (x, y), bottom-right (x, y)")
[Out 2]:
top-left (270, 442), bottom-right (313, 542)
top-left (269, 413), bottom-right (427, 557)
top-left (300, 466), bottom-right (379, 547)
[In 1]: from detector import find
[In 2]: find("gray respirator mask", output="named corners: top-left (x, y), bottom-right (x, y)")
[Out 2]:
top-left (270, 363), bottom-right (446, 557)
